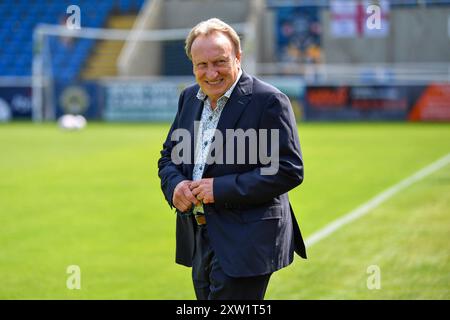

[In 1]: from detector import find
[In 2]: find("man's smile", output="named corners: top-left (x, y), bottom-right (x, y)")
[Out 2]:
top-left (205, 79), bottom-right (224, 86)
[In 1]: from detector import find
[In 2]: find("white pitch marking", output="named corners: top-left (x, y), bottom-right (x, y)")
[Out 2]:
top-left (305, 152), bottom-right (450, 248)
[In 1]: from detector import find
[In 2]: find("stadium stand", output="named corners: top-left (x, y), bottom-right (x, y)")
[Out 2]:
top-left (0, 0), bottom-right (146, 80)
top-left (0, 0), bottom-right (449, 123)
top-left (81, 14), bottom-right (139, 79)
top-left (1, 0), bottom-right (450, 79)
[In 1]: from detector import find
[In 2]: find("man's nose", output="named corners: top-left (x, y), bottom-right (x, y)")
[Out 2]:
top-left (206, 66), bottom-right (218, 79)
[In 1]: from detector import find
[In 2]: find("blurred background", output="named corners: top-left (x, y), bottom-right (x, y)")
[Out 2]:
top-left (1, 0), bottom-right (450, 122)
top-left (0, 0), bottom-right (449, 299)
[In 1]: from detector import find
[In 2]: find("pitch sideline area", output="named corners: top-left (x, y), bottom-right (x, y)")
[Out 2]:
top-left (304, 152), bottom-right (450, 248)
top-left (267, 158), bottom-right (450, 299)
top-left (0, 122), bottom-right (449, 299)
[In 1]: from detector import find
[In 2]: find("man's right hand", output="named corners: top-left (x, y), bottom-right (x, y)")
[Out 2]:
top-left (172, 180), bottom-right (200, 212)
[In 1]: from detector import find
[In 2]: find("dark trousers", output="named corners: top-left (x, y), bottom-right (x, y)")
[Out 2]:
top-left (192, 224), bottom-right (272, 300)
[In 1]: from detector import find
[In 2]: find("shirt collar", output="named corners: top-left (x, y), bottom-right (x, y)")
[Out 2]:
top-left (196, 68), bottom-right (242, 102)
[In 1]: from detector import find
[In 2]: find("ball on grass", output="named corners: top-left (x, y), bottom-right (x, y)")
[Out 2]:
top-left (58, 114), bottom-right (87, 130)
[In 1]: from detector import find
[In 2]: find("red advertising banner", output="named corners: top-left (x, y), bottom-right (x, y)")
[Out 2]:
top-left (408, 84), bottom-right (450, 122)
top-left (304, 84), bottom-right (450, 121)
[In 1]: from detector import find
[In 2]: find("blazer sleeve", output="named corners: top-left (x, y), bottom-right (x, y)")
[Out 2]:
top-left (158, 90), bottom-right (189, 209)
top-left (213, 92), bottom-right (304, 207)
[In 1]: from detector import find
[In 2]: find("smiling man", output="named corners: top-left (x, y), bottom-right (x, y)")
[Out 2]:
top-left (158, 18), bottom-right (307, 300)
top-left (188, 27), bottom-right (241, 110)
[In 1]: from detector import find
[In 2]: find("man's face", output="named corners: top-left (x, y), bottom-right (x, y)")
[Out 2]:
top-left (190, 32), bottom-right (241, 103)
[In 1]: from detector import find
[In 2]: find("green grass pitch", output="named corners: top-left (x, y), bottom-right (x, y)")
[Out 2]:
top-left (0, 122), bottom-right (449, 299)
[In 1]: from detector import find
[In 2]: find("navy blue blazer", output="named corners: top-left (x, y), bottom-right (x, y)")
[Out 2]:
top-left (158, 71), bottom-right (306, 277)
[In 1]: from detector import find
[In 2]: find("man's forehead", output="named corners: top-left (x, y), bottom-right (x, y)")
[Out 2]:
top-left (191, 32), bottom-right (233, 52)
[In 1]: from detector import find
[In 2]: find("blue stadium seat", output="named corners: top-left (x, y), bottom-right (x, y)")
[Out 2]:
top-left (117, 0), bottom-right (131, 12)
top-left (116, 0), bottom-right (145, 13)
top-left (0, 60), bottom-right (8, 73)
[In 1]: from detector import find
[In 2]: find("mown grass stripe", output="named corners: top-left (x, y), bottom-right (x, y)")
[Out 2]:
top-left (305, 152), bottom-right (450, 248)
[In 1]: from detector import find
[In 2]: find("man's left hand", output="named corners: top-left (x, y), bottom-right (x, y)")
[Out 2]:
top-left (190, 178), bottom-right (215, 204)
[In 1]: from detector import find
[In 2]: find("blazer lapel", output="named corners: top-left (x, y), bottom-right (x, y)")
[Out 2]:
top-left (186, 93), bottom-right (204, 179)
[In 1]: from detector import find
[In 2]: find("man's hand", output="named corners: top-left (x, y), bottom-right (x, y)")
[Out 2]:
top-left (172, 180), bottom-right (199, 212)
top-left (190, 178), bottom-right (215, 204)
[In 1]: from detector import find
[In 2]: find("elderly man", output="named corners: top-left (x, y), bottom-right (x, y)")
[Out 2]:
top-left (158, 18), bottom-right (306, 300)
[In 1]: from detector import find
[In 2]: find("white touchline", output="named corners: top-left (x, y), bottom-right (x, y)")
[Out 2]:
top-left (305, 152), bottom-right (450, 248)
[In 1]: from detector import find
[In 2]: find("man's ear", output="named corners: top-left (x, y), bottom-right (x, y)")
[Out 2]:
top-left (236, 51), bottom-right (242, 66)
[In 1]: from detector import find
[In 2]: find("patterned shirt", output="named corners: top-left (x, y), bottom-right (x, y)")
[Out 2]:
top-left (192, 69), bottom-right (242, 182)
